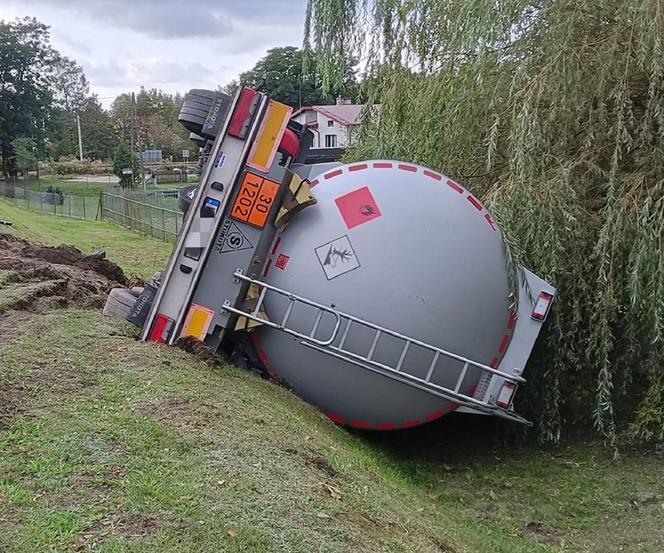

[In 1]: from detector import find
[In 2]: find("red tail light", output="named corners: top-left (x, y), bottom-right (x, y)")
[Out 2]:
top-left (496, 381), bottom-right (517, 409)
top-left (278, 127), bottom-right (300, 158)
top-left (148, 314), bottom-right (174, 343)
top-left (531, 291), bottom-right (554, 321)
top-left (228, 88), bottom-right (259, 139)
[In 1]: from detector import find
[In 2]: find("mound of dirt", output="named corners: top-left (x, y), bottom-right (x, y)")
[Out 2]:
top-left (0, 233), bottom-right (127, 316)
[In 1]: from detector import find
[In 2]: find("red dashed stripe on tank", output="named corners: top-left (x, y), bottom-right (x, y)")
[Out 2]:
top-left (262, 258), bottom-right (273, 277)
top-left (327, 413), bottom-right (345, 424)
top-left (375, 422), bottom-right (397, 430)
top-left (398, 163), bottom-right (417, 172)
top-left (348, 163), bottom-right (368, 172)
top-left (467, 195), bottom-right (483, 211)
top-left (423, 169), bottom-right (443, 181)
top-left (271, 236), bottom-right (282, 256)
top-left (373, 162), bottom-right (392, 169)
top-left (324, 169), bottom-right (343, 180)
top-left (447, 179), bottom-right (464, 193)
top-left (498, 334), bottom-right (511, 354)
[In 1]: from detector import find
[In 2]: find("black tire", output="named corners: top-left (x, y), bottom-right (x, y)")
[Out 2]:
top-left (177, 185), bottom-right (198, 214)
top-left (186, 89), bottom-right (218, 101)
top-left (180, 105), bottom-right (211, 118)
top-left (182, 98), bottom-right (213, 112)
top-left (103, 288), bottom-right (138, 319)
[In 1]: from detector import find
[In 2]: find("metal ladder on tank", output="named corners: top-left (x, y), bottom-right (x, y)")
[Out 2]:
top-left (222, 271), bottom-right (530, 425)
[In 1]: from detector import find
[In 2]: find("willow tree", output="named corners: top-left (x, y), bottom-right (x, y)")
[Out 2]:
top-left (305, 0), bottom-right (664, 444)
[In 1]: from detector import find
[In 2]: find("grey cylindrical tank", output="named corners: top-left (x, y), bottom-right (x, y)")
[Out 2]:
top-left (254, 161), bottom-right (513, 430)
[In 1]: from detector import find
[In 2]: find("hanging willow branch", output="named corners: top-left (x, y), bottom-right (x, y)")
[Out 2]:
top-left (306, 0), bottom-right (664, 443)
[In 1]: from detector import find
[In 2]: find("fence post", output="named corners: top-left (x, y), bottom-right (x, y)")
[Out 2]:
top-left (97, 192), bottom-right (103, 221)
top-left (162, 207), bottom-right (166, 241)
top-left (83, 193), bottom-right (87, 220)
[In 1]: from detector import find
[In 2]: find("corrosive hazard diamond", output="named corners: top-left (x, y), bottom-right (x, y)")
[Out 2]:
top-left (334, 186), bottom-right (382, 230)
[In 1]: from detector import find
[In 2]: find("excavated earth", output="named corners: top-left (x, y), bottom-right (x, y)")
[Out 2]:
top-left (0, 233), bottom-right (127, 321)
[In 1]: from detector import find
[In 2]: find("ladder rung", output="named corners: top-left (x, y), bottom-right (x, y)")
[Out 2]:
top-left (280, 299), bottom-right (295, 326)
top-left (367, 330), bottom-right (381, 361)
top-left (252, 286), bottom-right (268, 317)
top-left (338, 319), bottom-right (352, 349)
top-left (395, 341), bottom-right (410, 372)
top-left (425, 351), bottom-right (440, 383)
top-left (309, 309), bottom-right (324, 338)
top-left (454, 362), bottom-right (469, 393)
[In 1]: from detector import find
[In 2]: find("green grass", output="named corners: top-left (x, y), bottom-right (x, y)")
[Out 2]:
top-left (1, 207), bottom-right (663, 552)
top-left (0, 202), bottom-right (172, 277)
top-left (20, 177), bottom-right (115, 197)
top-left (1, 310), bottom-right (663, 553)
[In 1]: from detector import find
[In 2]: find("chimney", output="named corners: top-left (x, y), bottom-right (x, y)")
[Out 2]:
top-left (336, 95), bottom-right (351, 106)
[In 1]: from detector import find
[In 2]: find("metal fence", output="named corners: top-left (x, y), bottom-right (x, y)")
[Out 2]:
top-left (100, 191), bottom-right (183, 241)
top-left (0, 181), bottom-right (185, 242)
top-left (0, 182), bottom-right (99, 221)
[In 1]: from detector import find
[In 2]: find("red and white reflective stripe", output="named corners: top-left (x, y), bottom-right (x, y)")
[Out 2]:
top-left (531, 291), bottom-right (554, 321)
top-left (496, 381), bottom-right (517, 409)
top-left (148, 314), bottom-right (174, 343)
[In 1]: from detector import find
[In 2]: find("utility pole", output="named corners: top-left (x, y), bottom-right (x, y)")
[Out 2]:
top-left (76, 114), bottom-right (84, 161)
top-left (134, 93), bottom-right (145, 191)
top-left (130, 92), bottom-right (136, 188)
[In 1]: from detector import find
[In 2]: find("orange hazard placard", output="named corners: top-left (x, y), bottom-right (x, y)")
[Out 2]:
top-left (230, 172), bottom-right (280, 229)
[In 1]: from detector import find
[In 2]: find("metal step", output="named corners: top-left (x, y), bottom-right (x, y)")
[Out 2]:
top-left (223, 272), bottom-right (531, 425)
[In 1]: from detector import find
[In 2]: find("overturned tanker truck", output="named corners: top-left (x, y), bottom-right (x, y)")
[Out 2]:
top-left (110, 86), bottom-right (556, 430)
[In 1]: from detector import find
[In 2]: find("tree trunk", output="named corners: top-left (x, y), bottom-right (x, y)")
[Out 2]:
top-left (0, 143), bottom-right (17, 179)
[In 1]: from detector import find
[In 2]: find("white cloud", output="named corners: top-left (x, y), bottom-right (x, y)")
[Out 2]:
top-left (0, 0), bottom-right (307, 106)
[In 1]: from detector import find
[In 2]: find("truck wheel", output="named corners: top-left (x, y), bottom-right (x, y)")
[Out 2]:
top-left (103, 288), bottom-right (137, 319)
top-left (177, 185), bottom-right (198, 214)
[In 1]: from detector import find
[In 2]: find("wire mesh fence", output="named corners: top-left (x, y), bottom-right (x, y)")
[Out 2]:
top-left (0, 181), bottom-right (100, 220)
top-left (1, 180), bottom-right (185, 243)
top-left (100, 191), bottom-right (183, 242)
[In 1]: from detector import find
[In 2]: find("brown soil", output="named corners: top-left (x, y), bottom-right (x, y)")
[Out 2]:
top-left (175, 335), bottom-right (227, 365)
top-left (0, 234), bottom-right (127, 429)
top-left (0, 233), bottom-right (127, 316)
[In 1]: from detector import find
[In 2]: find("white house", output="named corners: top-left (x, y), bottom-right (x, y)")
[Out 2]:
top-left (291, 99), bottom-right (374, 149)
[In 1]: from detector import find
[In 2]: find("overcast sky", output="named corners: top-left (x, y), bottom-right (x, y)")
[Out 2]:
top-left (0, 0), bottom-right (307, 107)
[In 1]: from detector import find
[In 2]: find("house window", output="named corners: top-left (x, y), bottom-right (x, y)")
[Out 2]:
top-left (327, 120), bottom-right (334, 127)
top-left (325, 134), bottom-right (337, 148)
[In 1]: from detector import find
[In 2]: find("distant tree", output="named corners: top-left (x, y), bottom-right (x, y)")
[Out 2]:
top-left (79, 96), bottom-right (116, 160)
top-left (112, 143), bottom-right (138, 189)
top-left (217, 80), bottom-right (240, 97)
top-left (51, 56), bottom-right (89, 113)
top-left (238, 46), bottom-right (357, 108)
top-left (12, 138), bottom-right (38, 173)
top-left (0, 18), bottom-right (57, 177)
top-left (111, 88), bottom-right (190, 160)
